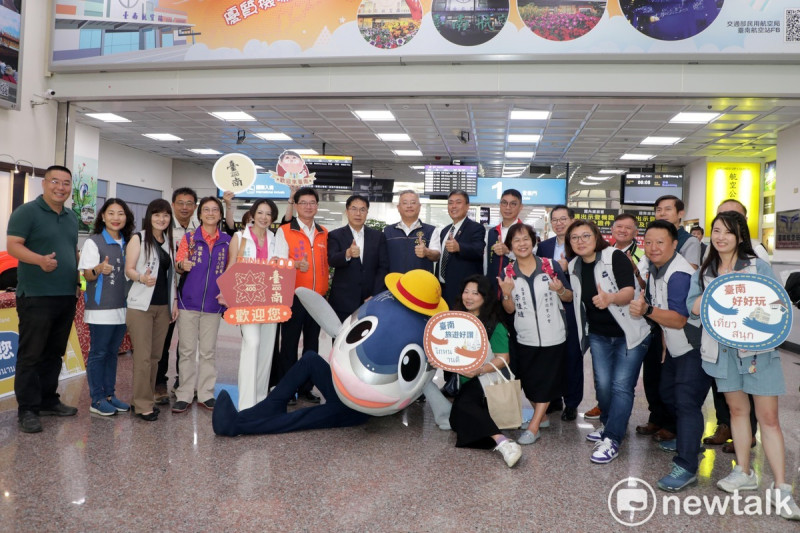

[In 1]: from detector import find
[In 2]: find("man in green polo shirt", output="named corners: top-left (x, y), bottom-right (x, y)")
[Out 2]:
top-left (7, 165), bottom-right (80, 433)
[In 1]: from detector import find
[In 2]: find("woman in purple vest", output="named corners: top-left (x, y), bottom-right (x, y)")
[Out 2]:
top-left (173, 197), bottom-right (231, 413)
top-left (79, 198), bottom-right (135, 417)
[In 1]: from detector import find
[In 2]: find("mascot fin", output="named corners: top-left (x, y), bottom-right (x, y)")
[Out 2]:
top-left (295, 287), bottom-right (343, 337)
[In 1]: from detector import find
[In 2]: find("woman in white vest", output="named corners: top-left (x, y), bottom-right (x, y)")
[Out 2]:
top-left (498, 223), bottom-right (572, 446)
top-left (226, 198), bottom-right (279, 410)
top-left (688, 211), bottom-right (800, 520)
top-left (565, 220), bottom-right (651, 465)
top-left (124, 199), bottom-right (178, 422)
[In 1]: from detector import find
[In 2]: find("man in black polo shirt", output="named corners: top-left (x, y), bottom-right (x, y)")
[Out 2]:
top-left (7, 165), bottom-right (80, 433)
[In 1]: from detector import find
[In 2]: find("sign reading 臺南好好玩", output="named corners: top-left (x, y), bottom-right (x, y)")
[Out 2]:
top-left (423, 311), bottom-right (488, 374)
top-left (700, 273), bottom-right (792, 351)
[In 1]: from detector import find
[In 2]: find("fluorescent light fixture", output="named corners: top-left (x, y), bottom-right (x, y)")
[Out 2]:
top-left (188, 148), bottom-right (222, 155)
top-left (641, 136), bottom-right (683, 146)
top-left (599, 169), bottom-right (626, 174)
top-left (620, 153), bottom-right (655, 160)
top-left (510, 110), bottom-right (550, 120)
top-left (376, 133), bottom-right (411, 142)
top-left (86, 113), bottom-right (130, 123)
top-left (209, 111), bottom-right (256, 121)
top-left (293, 148), bottom-right (318, 155)
top-left (143, 133), bottom-right (183, 141)
top-left (352, 170), bottom-right (365, 174)
top-left (507, 134), bottom-right (541, 143)
top-left (505, 151), bottom-right (534, 158)
top-left (579, 180), bottom-right (600, 186)
top-left (586, 176), bottom-right (612, 181)
top-left (254, 132), bottom-right (292, 141)
top-left (393, 149), bottom-right (423, 156)
top-left (669, 112), bottom-right (721, 124)
top-left (353, 110), bottom-right (396, 121)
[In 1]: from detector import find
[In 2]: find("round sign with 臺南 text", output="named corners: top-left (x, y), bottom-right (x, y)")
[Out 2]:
top-left (212, 153), bottom-right (257, 194)
top-left (700, 272), bottom-right (792, 351)
top-left (423, 311), bottom-right (489, 373)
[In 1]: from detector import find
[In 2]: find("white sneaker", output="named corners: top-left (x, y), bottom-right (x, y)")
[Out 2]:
top-left (590, 437), bottom-right (619, 464)
top-left (495, 439), bottom-right (522, 468)
top-left (716, 465), bottom-right (758, 493)
top-left (771, 482), bottom-right (800, 521)
top-left (586, 424), bottom-right (604, 442)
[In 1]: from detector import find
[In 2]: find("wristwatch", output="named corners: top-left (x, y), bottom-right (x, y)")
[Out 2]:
top-left (644, 304), bottom-right (654, 317)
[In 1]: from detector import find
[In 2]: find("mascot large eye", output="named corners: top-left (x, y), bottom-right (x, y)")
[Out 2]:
top-left (397, 343), bottom-right (426, 389)
top-left (344, 317), bottom-right (377, 346)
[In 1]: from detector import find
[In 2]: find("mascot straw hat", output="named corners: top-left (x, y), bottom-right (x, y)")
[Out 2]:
top-left (385, 269), bottom-right (448, 317)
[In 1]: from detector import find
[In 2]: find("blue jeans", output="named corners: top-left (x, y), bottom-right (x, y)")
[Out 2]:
top-left (590, 333), bottom-right (650, 444)
top-left (660, 348), bottom-right (712, 474)
top-left (87, 324), bottom-right (127, 403)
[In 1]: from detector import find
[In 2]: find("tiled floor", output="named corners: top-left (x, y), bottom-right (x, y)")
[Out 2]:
top-left (0, 321), bottom-right (798, 532)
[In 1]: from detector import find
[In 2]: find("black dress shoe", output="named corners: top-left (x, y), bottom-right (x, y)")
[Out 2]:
top-left (561, 406), bottom-right (577, 421)
top-left (40, 402), bottom-right (78, 417)
top-left (137, 411), bottom-right (158, 421)
top-left (301, 392), bottom-right (321, 404)
top-left (18, 411), bottom-right (42, 433)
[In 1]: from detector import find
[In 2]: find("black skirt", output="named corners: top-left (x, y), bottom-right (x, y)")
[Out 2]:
top-left (516, 341), bottom-right (566, 403)
top-left (449, 376), bottom-right (500, 449)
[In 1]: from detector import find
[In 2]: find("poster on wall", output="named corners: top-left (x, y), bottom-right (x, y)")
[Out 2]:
top-left (705, 162), bottom-right (760, 239)
top-left (775, 209), bottom-right (800, 249)
top-left (0, 0), bottom-right (22, 109)
top-left (49, 0), bottom-right (800, 72)
top-left (72, 155), bottom-right (98, 232)
top-left (572, 208), bottom-right (617, 239)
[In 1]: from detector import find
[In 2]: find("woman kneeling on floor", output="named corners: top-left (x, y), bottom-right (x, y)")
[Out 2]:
top-left (449, 274), bottom-right (521, 468)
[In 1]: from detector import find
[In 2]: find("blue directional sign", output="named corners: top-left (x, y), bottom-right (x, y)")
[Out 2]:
top-left (472, 178), bottom-right (566, 205)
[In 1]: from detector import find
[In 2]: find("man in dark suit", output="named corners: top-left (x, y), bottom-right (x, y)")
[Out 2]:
top-left (536, 205), bottom-right (584, 422)
top-left (690, 226), bottom-right (706, 259)
top-left (327, 194), bottom-right (389, 321)
top-left (437, 189), bottom-right (486, 308)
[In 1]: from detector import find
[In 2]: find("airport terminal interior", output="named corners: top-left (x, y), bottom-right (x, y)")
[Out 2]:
top-left (2, 1), bottom-right (800, 531)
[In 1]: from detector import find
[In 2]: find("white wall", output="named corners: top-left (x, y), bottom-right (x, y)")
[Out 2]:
top-left (98, 139), bottom-right (173, 199)
top-left (683, 158), bottom-right (707, 228)
top-left (171, 159), bottom-right (216, 199)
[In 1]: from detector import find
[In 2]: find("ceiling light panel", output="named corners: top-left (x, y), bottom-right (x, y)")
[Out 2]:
top-left (620, 153), bottom-right (656, 160)
top-left (507, 134), bottom-right (542, 143)
top-left (143, 133), bottom-right (183, 141)
top-left (188, 148), bottom-right (222, 155)
top-left (505, 151), bottom-right (534, 158)
top-left (510, 110), bottom-right (550, 120)
top-left (254, 133), bottom-right (292, 141)
top-left (641, 136), bottom-right (683, 145)
top-left (669, 112), bottom-right (721, 124)
top-left (86, 113), bottom-right (130, 123)
top-left (353, 110), bottom-right (396, 121)
top-left (375, 133), bottom-right (411, 142)
top-left (209, 111), bottom-right (256, 121)
top-left (393, 150), bottom-right (423, 156)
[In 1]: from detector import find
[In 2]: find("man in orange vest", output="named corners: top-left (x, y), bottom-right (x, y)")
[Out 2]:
top-left (273, 187), bottom-right (329, 403)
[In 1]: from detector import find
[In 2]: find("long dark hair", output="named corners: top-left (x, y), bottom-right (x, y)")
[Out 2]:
top-left (92, 198), bottom-right (135, 243)
top-left (142, 199), bottom-right (174, 262)
top-left (699, 211), bottom-right (755, 289)
top-left (453, 274), bottom-right (501, 336)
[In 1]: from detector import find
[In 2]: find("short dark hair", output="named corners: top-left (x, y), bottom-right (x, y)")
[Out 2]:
top-left (448, 189), bottom-right (470, 203)
top-left (613, 213), bottom-right (638, 226)
top-left (645, 220), bottom-right (679, 241)
top-left (172, 187), bottom-right (198, 203)
top-left (249, 198), bottom-right (279, 225)
top-left (550, 204), bottom-right (574, 220)
top-left (504, 223), bottom-right (537, 251)
top-left (564, 220), bottom-right (608, 259)
top-left (654, 195), bottom-right (684, 212)
top-left (293, 187), bottom-right (319, 203)
top-left (45, 165), bottom-right (72, 178)
top-left (197, 196), bottom-right (224, 222)
top-left (346, 194), bottom-right (370, 209)
top-left (718, 198), bottom-right (748, 217)
top-left (501, 189), bottom-right (522, 202)
top-left (690, 225), bottom-right (704, 236)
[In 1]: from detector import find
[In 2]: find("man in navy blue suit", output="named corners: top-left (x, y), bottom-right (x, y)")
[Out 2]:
top-left (437, 189), bottom-right (486, 309)
top-left (327, 194), bottom-right (389, 321)
top-left (536, 205), bottom-right (585, 422)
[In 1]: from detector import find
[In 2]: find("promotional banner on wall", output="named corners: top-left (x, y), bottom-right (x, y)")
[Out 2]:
top-left (0, 308), bottom-right (86, 399)
top-left (705, 161), bottom-right (761, 238)
top-left (72, 155), bottom-right (98, 232)
top-left (50, 0), bottom-right (800, 71)
top-left (0, 0), bottom-right (22, 108)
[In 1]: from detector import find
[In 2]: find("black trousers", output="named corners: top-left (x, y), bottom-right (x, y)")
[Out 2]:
top-left (641, 329), bottom-right (676, 431)
top-left (14, 295), bottom-right (77, 415)
top-left (272, 298), bottom-right (320, 395)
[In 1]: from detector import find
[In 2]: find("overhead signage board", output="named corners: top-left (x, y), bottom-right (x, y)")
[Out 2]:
top-left (50, 1), bottom-right (800, 72)
top-left (472, 178), bottom-right (565, 206)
